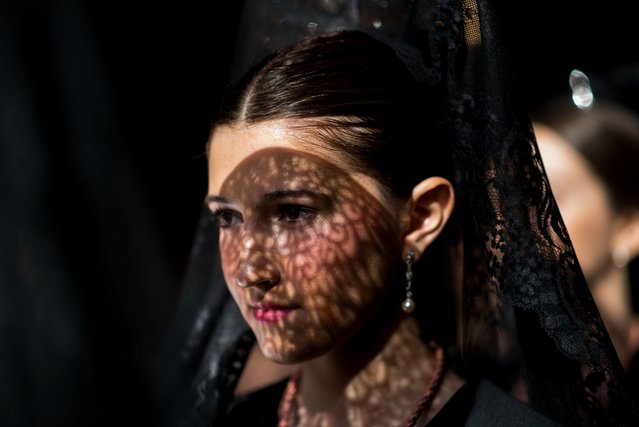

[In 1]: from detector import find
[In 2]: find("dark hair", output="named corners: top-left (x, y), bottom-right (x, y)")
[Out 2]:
top-left (531, 97), bottom-right (639, 212)
top-left (215, 30), bottom-right (451, 201)
top-left (214, 30), bottom-right (457, 347)
top-left (532, 97), bottom-right (639, 315)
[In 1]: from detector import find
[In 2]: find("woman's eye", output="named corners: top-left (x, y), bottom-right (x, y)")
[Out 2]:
top-left (212, 209), bottom-right (242, 228)
top-left (277, 205), bottom-right (317, 222)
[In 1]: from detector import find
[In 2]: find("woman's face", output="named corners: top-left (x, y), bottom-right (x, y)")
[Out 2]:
top-left (207, 120), bottom-right (404, 364)
top-left (535, 124), bottom-right (616, 281)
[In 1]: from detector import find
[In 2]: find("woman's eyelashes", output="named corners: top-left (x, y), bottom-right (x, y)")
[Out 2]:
top-left (276, 204), bottom-right (318, 223)
top-left (211, 208), bottom-right (243, 228)
top-left (210, 204), bottom-right (319, 229)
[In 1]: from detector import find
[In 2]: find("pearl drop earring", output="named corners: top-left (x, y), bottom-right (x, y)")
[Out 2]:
top-left (403, 250), bottom-right (416, 313)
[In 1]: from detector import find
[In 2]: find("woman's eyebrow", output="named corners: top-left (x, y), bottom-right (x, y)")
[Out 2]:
top-left (205, 195), bottom-right (232, 204)
top-left (261, 189), bottom-right (330, 203)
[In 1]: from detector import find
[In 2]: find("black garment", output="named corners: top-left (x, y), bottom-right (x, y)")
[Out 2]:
top-left (223, 379), bottom-right (562, 426)
top-left (224, 380), bottom-right (286, 426)
top-left (429, 381), bottom-right (562, 427)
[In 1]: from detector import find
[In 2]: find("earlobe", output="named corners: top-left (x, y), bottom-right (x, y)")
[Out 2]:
top-left (402, 177), bottom-right (455, 261)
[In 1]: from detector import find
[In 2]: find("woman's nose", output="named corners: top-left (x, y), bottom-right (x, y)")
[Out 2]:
top-left (236, 232), bottom-right (281, 290)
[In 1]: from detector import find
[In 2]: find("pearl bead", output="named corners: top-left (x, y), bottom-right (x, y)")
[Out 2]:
top-left (402, 298), bottom-right (415, 313)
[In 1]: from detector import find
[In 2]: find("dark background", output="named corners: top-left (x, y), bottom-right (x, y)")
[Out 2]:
top-left (1, 1), bottom-right (636, 426)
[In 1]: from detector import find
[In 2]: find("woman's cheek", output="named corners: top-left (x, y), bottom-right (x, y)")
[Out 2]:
top-left (290, 228), bottom-right (366, 298)
top-left (220, 232), bottom-right (241, 292)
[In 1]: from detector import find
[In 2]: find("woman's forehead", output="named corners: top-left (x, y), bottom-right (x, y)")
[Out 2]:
top-left (209, 120), bottom-right (341, 191)
top-left (207, 120), bottom-right (388, 205)
top-left (209, 121), bottom-right (294, 193)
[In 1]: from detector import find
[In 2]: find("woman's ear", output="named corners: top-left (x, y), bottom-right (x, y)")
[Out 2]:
top-left (402, 177), bottom-right (455, 261)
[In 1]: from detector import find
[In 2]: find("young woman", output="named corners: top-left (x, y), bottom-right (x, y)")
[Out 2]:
top-left (159, 1), bottom-right (637, 426)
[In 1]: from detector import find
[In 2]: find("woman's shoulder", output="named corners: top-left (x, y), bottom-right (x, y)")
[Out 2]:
top-left (428, 379), bottom-right (564, 427)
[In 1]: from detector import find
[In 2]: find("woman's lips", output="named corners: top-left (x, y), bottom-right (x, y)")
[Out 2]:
top-left (251, 304), bottom-right (298, 322)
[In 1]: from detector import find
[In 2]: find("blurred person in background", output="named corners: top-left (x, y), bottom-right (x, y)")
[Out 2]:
top-left (532, 70), bottom-right (639, 371)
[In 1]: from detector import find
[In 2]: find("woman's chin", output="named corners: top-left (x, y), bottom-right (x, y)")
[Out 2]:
top-left (257, 339), bottom-right (328, 365)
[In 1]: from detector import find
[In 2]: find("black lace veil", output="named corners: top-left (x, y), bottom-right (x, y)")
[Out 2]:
top-left (157, 1), bottom-right (639, 426)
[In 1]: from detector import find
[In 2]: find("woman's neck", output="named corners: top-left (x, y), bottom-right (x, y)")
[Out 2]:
top-left (296, 314), bottom-right (461, 427)
top-left (589, 264), bottom-right (632, 367)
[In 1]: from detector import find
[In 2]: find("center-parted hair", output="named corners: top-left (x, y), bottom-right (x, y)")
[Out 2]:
top-left (216, 30), bottom-right (451, 201)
